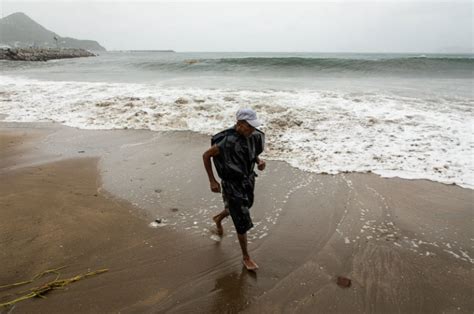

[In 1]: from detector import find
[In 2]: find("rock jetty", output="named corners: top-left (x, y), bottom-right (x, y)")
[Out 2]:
top-left (0, 48), bottom-right (96, 61)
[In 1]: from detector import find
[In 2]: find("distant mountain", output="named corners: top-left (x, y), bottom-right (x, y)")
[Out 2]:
top-left (0, 12), bottom-right (106, 51)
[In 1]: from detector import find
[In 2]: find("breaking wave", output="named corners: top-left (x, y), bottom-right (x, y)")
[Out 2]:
top-left (134, 56), bottom-right (474, 77)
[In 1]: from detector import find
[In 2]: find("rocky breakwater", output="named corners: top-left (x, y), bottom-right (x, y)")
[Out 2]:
top-left (0, 48), bottom-right (96, 61)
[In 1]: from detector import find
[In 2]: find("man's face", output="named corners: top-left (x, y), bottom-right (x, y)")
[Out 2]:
top-left (236, 120), bottom-right (255, 137)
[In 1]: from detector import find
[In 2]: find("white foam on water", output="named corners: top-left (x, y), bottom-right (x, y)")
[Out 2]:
top-left (1, 75), bottom-right (473, 188)
top-left (149, 221), bottom-right (167, 228)
top-left (210, 234), bottom-right (221, 242)
top-left (444, 249), bottom-right (461, 259)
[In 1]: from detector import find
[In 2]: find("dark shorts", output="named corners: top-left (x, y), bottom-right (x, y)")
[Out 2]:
top-left (222, 182), bottom-right (254, 235)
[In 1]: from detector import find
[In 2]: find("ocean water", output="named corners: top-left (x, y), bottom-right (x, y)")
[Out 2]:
top-left (0, 52), bottom-right (473, 188)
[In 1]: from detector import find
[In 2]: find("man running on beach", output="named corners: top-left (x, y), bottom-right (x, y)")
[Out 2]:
top-left (202, 108), bottom-right (266, 271)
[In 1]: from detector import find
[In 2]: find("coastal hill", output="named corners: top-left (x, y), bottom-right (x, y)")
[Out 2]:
top-left (0, 12), bottom-right (106, 51)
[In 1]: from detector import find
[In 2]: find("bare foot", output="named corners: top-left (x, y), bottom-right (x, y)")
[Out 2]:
top-left (242, 257), bottom-right (259, 271)
top-left (213, 214), bottom-right (223, 236)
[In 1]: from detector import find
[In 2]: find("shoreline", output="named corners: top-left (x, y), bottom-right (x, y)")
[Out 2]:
top-left (0, 121), bottom-right (473, 313)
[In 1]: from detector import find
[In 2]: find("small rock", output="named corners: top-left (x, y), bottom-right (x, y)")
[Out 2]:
top-left (78, 150), bottom-right (85, 153)
top-left (155, 219), bottom-right (162, 224)
top-left (336, 276), bottom-right (351, 288)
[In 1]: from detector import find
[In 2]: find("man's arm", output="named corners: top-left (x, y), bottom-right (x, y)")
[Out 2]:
top-left (256, 156), bottom-right (266, 171)
top-left (202, 145), bottom-right (221, 193)
top-left (255, 131), bottom-right (265, 171)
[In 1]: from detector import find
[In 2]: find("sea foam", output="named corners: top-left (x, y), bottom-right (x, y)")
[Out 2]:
top-left (1, 75), bottom-right (472, 188)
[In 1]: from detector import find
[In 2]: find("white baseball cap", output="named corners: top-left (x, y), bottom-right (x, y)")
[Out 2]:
top-left (236, 108), bottom-right (262, 128)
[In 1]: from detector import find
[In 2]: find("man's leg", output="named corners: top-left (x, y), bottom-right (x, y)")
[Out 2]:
top-left (213, 208), bottom-right (229, 236)
top-left (237, 232), bottom-right (258, 270)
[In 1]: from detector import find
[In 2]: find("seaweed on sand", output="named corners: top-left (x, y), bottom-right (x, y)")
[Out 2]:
top-left (0, 266), bottom-right (108, 308)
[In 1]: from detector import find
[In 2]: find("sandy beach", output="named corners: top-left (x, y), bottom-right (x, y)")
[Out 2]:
top-left (0, 122), bottom-right (473, 313)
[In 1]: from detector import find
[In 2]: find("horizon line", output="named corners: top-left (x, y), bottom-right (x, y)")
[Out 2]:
top-left (107, 50), bottom-right (474, 54)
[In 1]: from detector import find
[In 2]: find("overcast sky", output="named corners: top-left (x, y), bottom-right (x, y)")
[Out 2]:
top-left (2, 0), bottom-right (472, 52)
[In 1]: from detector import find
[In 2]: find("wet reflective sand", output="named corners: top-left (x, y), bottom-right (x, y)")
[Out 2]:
top-left (1, 122), bottom-right (472, 313)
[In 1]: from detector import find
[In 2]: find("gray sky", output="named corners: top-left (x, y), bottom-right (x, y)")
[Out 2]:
top-left (2, 0), bottom-right (473, 52)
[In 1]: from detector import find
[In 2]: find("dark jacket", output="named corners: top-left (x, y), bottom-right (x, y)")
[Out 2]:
top-left (211, 127), bottom-right (265, 182)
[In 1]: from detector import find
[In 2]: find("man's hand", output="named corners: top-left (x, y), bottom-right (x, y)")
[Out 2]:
top-left (257, 159), bottom-right (266, 171)
top-left (203, 145), bottom-right (221, 193)
top-left (210, 180), bottom-right (221, 193)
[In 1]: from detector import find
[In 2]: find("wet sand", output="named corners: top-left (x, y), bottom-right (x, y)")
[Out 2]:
top-left (0, 122), bottom-right (473, 313)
